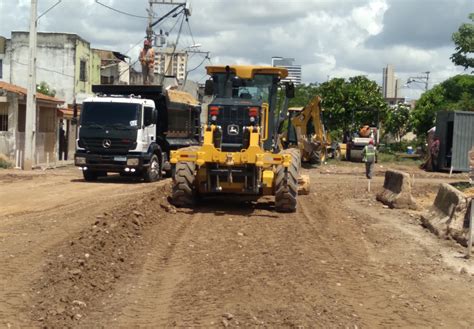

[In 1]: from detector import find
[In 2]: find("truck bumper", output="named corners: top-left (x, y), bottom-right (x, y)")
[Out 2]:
top-left (74, 151), bottom-right (151, 173)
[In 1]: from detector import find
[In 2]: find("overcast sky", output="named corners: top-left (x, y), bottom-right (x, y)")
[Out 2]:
top-left (1, 0), bottom-right (473, 99)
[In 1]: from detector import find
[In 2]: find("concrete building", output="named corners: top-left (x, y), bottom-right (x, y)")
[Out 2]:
top-left (271, 57), bottom-right (302, 85)
top-left (0, 32), bottom-right (100, 105)
top-left (0, 36), bottom-right (10, 82)
top-left (0, 81), bottom-right (64, 164)
top-left (155, 47), bottom-right (188, 82)
top-left (93, 49), bottom-right (130, 85)
top-left (382, 64), bottom-right (402, 99)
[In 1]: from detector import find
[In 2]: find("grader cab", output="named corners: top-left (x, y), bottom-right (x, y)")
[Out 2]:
top-left (170, 65), bottom-right (301, 212)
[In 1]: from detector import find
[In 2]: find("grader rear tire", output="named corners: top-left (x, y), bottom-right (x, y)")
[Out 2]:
top-left (171, 146), bottom-right (199, 208)
top-left (275, 148), bottom-right (300, 213)
top-left (171, 161), bottom-right (196, 207)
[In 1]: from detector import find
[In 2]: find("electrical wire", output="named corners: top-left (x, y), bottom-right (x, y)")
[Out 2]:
top-left (118, 58), bottom-right (140, 80)
top-left (167, 12), bottom-right (182, 35)
top-left (187, 54), bottom-right (210, 74)
top-left (180, 53), bottom-right (209, 90)
top-left (186, 18), bottom-right (196, 47)
top-left (12, 59), bottom-right (75, 78)
top-left (159, 12), bottom-right (186, 85)
top-left (94, 0), bottom-right (148, 19)
top-left (37, 0), bottom-right (62, 21)
top-left (124, 38), bottom-right (146, 55)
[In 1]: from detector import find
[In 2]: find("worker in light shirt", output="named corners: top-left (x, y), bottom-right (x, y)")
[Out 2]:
top-left (140, 39), bottom-right (155, 85)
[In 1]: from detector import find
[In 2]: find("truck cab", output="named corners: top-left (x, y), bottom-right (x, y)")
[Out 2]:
top-left (75, 95), bottom-right (164, 181)
top-left (75, 84), bottom-right (201, 182)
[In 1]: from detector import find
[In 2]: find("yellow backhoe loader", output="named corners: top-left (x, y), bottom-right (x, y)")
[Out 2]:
top-left (279, 95), bottom-right (332, 165)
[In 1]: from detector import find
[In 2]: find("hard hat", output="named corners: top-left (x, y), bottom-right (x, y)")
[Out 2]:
top-left (144, 39), bottom-right (151, 46)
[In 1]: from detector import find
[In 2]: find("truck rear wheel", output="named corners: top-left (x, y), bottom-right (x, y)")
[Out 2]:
top-left (171, 161), bottom-right (196, 207)
top-left (143, 154), bottom-right (161, 182)
top-left (275, 148), bottom-right (300, 212)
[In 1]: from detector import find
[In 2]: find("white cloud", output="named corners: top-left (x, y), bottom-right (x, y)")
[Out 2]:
top-left (352, 0), bottom-right (388, 35)
top-left (0, 0), bottom-right (470, 97)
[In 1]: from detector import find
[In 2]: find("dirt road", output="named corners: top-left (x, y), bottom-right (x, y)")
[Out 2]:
top-left (1, 164), bottom-right (474, 327)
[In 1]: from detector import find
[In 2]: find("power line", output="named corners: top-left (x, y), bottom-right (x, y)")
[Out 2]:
top-left (124, 38), bottom-right (146, 55)
top-left (159, 12), bottom-right (186, 85)
top-left (181, 53), bottom-right (209, 89)
top-left (186, 18), bottom-right (196, 46)
top-left (95, 0), bottom-right (148, 19)
top-left (190, 57), bottom-right (213, 83)
top-left (12, 59), bottom-right (75, 78)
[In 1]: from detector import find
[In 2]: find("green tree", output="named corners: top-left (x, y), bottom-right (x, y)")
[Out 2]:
top-left (36, 81), bottom-right (56, 97)
top-left (410, 74), bottom-right (474, 136)
top-left (450, 13), bottom-right (474, 70)
top-left (318, 76), bottom-right (388, 133)
top-left (384, 103), bottom-right (411, 142)
top-left (288, 83), bottom-right (320, 107)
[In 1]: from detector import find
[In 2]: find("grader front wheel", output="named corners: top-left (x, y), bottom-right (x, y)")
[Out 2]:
top-left (275, 148), bottom-right (300, 212)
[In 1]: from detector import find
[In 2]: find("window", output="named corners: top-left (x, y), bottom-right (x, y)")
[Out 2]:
top-left (0, 59), bottom-right (3, 79)
top-left (0, 103), bottom-right (7, 131)
top-left (79, 60), bottom-right (87, 82)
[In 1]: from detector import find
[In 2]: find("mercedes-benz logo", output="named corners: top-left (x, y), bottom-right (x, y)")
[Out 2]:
top-left (102, 139), bottom-right (112, 148)
top-left (227, 124), bottom-right (240, 136)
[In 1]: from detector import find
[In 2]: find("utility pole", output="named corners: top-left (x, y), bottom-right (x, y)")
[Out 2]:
top-left (407, 71), bottom-right (430, 91)
top-left (24, 0), bottom-right (38, 170)
top-left (146, 0), bottom-right (190, 43)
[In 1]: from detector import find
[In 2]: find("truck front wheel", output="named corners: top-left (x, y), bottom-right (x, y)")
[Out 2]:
top-left (83, 170), bottom-right (98, 182)
top-left (143, 154), bottom-right (161, 182)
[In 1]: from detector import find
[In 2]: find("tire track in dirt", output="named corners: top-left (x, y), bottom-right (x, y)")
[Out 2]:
top-left (142, 196), bottom-right (367, 327)
top-left (83, 208), bottom-right (194, 326)
top-left (344, 196), bottom-right (474, 327)
top-left (307, 171), bottom-right (474, 327)
top-left (298, 191), bottom-right (431, 328)
top-left (0, 191), bottom-right (154, 327)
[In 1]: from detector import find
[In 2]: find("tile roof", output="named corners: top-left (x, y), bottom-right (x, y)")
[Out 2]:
top-left (0, 81), bottom-right (64, 103)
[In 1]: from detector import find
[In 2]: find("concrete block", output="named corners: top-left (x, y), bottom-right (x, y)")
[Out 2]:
top-left (421, 183), bottom-right (471, 246)
top-left (376, 170), bottom-right (417, 209)
top-left (298, 174), bottom-right (310, 195)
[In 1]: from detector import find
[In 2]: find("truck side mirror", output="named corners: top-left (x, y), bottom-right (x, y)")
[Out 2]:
top-left (285, 82), bottom-right (295, 99)
top-left (144, 106), bottom-right (154, 126)
top-left (71, 103), bottom-right (78, 125)
top-left (204, 80), bottom-right (214, 96)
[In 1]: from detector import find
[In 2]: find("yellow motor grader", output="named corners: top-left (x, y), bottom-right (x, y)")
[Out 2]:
top-left (170, 65), bottom-right (302, 212)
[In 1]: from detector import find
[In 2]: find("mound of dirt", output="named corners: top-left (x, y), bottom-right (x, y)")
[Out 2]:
top-left (31, 184), bottom-right (177, 327)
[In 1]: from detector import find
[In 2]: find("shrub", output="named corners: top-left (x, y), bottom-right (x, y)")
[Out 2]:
top-left (0, 154), bottom-right (13, 169)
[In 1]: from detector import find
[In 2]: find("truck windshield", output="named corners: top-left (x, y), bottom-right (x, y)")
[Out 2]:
top-left (212, 73), bottom-right (274, 103)
top-left (81, 102), bottom-right (141, 128)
